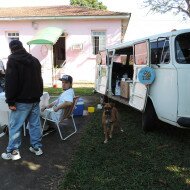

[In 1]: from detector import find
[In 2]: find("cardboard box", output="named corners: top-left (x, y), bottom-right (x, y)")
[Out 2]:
top-left (120, 81), bottom-right (129, 98)
top-left (73, 98), bottom-right (84, 116)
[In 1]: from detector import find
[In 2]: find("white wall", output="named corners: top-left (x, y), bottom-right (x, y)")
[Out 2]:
top-left (0, 19), bottom-right (122, 85)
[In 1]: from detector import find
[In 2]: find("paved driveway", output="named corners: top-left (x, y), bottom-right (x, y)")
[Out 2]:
top-left (0, 95), bottom-right (100, 190)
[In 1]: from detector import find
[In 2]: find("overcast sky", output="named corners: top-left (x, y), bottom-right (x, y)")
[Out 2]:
top-left (100, 0), bottom-right (190, 41)
top-left (0, 0), bottom-right (189, 41)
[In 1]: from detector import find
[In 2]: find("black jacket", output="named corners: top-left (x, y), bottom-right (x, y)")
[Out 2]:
top-left (5, 49), bottom-right (43, 106)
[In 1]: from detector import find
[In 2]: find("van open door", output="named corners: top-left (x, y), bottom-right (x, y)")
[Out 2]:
top-left (129, 40), bottom-right (150, 111)
top-left (95, 50), bottom-right (109, 95)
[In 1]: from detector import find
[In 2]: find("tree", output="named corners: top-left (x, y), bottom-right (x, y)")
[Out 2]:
top-left (70, 0), bottom-right (107, 10)
top-left (142, 0), bottom-right (190, 19)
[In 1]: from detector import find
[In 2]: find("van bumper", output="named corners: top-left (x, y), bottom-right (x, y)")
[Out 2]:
top-left (177, 117), bottom-right (190, 127)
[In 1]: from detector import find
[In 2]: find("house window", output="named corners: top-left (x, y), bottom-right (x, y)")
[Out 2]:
top-left (92, 31), bottom-right (106, 55)
top-left (7, 32), bottom-right (19, 43)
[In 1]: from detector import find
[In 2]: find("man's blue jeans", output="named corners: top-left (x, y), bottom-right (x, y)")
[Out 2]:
top-left (7, 102), bottom-right (42, 152)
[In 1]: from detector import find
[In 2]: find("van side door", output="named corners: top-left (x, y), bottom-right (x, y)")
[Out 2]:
top-left (150, 38), bottom-right (178, 124)
top-left (95, 50), bottom-right (110, 95)
top-left (129, 40), bottom-right (150, 111)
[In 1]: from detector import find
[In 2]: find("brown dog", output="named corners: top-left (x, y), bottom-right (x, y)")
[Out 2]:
top-left (102, 103), bottom-right (123, 143)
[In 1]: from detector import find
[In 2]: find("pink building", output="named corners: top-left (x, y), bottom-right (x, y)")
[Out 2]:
top-left (0, 6), bottom-right (130, 86)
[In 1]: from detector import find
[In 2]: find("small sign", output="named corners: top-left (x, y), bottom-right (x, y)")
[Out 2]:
top-left (72, 43), bottom-right (83, 50)
top-left (138, 66), bottom-right (155, 85)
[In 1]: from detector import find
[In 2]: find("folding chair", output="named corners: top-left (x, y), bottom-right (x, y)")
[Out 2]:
top-left (42, 96), bottom-right (79, 140)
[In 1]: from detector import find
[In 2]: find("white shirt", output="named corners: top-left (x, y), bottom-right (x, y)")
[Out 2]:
top-left (55, 88), bottom-right (75, 107)
top-left (54, 88), bottom-right (75, 116)
top-left (43, 88), bottom-right (75, 121)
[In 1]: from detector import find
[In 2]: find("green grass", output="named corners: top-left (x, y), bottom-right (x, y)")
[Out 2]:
top-left (59, 102), bottom-right (190, 190)
top-left (44, 87), bottom-right (94, 96)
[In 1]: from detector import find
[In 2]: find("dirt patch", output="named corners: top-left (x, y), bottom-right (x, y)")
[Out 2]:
top-left (0, 94), bottom-right (100, 190)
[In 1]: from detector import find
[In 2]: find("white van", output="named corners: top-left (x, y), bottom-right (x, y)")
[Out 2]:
top-left (95, 29), bottom-right (190, 132)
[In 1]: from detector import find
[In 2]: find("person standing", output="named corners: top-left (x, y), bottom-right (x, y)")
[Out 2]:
top-left (1, 40), bottom-right (43, 160)
top-left (0, 59), bottom-right (5, 93)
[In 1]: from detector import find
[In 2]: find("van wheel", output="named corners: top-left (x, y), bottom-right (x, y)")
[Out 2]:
top-left (142, 101), bottom-right (157, 132)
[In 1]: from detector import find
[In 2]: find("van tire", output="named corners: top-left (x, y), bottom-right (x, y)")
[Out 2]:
top-left (142, 100), bottom-right (157, 132)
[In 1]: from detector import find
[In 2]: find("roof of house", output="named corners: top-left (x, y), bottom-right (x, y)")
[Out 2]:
top-left (0, 6), bottom-right (130, 19)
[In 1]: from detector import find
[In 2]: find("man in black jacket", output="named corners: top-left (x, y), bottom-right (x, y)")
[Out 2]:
top-left (1, 40), bottom-right (43, 160)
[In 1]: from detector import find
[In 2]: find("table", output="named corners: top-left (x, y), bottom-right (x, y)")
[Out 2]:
top-left (0, 92), bottom-right (50, 127)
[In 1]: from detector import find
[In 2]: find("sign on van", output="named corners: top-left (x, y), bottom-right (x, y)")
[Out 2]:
top-left (138, 67), bottom-right (155, 85)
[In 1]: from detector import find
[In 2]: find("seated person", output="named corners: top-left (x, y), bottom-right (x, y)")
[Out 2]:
top-left (41, 74), bottom-right (75, 132)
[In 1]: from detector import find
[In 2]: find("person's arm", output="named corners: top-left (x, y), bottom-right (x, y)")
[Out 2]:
top-left (41, 100), bottom-right (57, 112)
top-left (53, 89), bottom-right (75, 112)
top-left (53, 101), bottom-right (73, 112)
top-left (5, 58), bottom-right (19, 107)
top-left (36, 57), bottom-right (43, 96)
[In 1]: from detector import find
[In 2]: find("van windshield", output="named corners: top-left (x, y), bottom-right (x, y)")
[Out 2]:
top-left (175, 32), bottom-right (190, 64)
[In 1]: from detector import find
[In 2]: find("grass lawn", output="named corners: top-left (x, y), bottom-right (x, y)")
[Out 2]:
top-left (44, 87), bottom-right (94, 96)
top-left (59, 102), bottom-right (190, 190)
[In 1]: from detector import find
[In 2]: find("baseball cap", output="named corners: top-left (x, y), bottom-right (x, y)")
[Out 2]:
top-left (59, 75), bottom-right (73, 83)
top-left (9, 40), bottom-right (23, 51)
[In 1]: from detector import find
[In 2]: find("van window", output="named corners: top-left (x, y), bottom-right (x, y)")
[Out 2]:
top-left (175, 33), bottom-right (190, 64)
top-left (134, 42), bottom-right (148, 65)
top-left (150, 40), bottom-right (170, 64)
top-left (99, 51), bottom-right (107, 65)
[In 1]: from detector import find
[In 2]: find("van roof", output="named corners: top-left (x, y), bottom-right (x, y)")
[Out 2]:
top-left (106, 28), bottom-right (190, 50)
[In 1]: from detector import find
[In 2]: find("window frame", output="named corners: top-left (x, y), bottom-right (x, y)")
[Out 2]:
top-left (175, 32), bottom-right (190, 64)
top-left (6, 31), bottom-right (19, 43)
top-left (91, 31), bottom-right (106, 55)
top-left (150, 38), bottom-right (170, 65)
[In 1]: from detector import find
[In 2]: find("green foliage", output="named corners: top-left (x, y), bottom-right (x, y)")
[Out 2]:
top-left (44, 87), bottom-right (94, 96)
top-left (70, 0), bottom-right (107, 10)
top-left (59, 103), bottom-right (190, 190)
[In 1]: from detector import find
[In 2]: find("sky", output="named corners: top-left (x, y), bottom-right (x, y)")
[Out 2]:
top-left (0, 0), bottom-right (189, 41)
top-left (100, 0), bottom-right (190, 41)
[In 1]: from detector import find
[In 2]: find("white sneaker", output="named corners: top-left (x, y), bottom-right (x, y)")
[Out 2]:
top-left (29, 147), bottom-right (43, 156)
top-left (1, 150), bottom-right (21, 160)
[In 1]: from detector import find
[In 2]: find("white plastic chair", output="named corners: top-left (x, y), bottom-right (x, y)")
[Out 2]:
top-left (41, 96), bottom-right (79, 140)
